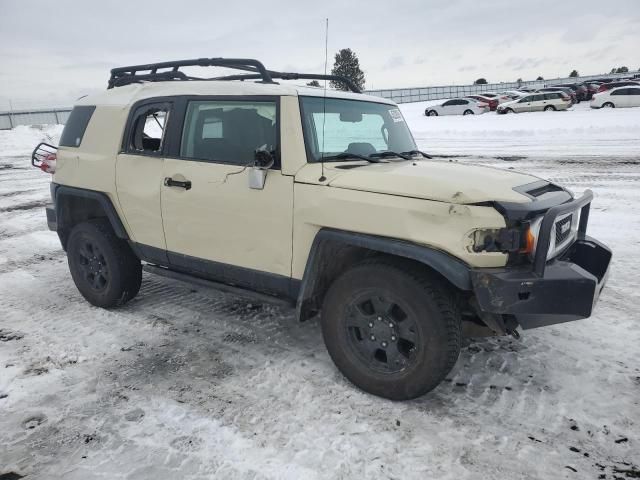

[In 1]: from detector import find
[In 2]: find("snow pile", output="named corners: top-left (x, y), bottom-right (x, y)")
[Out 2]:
top-left (400, 101), bottom-right (640, 157)
top-left (0, 124), bottom-right (64, 157)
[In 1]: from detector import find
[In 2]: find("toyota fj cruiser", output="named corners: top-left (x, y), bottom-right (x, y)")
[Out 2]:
top-left (32, 58), bottom-right (612, 400)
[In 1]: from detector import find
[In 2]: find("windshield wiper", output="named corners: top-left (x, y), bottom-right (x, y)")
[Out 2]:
top-left (401, 150), bottom-right (432, 159)
top-left (369, 151), bottom-right (411, 160)
top-left (322, 153), bottom-right (386, 163)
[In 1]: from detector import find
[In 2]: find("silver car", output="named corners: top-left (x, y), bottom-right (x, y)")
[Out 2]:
top-left (425, 98), bottom-right (489, 116)
top-left (497, 91), bottom-right (572, 114)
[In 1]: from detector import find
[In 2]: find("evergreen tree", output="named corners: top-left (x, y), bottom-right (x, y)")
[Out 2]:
top-left (474, 78), bottom-right (488, 85)
top-left (536, 76), bottom-right (544, 81)
top-left (306, 80), bottom-right (321, 87)
top-left (330, 49), bottom-right (365, 91)
top-left (569, 70), bottom-right (579, 77)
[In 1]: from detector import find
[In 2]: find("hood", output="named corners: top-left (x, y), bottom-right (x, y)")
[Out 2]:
top-left (295, 160), bottom-right (539, 204)
top-left (498, 98), bottom-right (520, 109)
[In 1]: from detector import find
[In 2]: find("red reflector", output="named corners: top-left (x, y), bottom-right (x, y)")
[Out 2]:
top-left (40, 153), bottom-right (57, 174)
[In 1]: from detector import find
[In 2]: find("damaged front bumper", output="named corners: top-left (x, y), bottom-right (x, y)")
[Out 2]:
top-left (470, 190), bottom-right (612, 329)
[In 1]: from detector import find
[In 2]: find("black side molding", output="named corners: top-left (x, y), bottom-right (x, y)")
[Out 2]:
top-left (54, 185), bottom-right (129, 239)
top-left (296, 228), bottom-right (472, 321)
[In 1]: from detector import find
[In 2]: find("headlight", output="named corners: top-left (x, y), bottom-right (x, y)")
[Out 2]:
top-left (522, 216), bottom-right (543, 258)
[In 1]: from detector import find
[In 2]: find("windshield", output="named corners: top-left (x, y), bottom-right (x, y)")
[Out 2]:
top-left (299, 96), bottom-right (417, 162)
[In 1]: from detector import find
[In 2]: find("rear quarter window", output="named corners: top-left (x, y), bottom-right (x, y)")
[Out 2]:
top-left (59, 106), bottom-right (96, 147)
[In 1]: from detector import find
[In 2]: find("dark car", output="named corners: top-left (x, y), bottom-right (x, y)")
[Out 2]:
top-left (548, 84), bottom-right (588, 102)
top-left (538, 87), bottom-right (577, 104)
top-left (585, 83), bottom-right (601, 99)
top-left (596, 81), bottom-right (640, 93)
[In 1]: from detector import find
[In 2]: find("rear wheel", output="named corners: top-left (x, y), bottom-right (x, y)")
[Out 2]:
top-left (544, 105), bottom-right (556, 111)
top-left (463, 109), bottom-right (474, 115)
top-left (67, 219), bottom-right (142, 308)
top-left (321, 260), bottom-right (461, 400)
top-left (603, 102), bottom-right (615, 108)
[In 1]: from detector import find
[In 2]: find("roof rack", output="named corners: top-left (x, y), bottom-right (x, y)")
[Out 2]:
top-left (107, 57), bottom-right (361, 93)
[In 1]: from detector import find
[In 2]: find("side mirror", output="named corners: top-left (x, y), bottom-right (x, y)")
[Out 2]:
top-left (249, 145), bottom-right (275, 190)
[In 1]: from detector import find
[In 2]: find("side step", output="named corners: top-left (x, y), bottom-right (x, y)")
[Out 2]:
top-left (143, 264), bottom-right (294, 308)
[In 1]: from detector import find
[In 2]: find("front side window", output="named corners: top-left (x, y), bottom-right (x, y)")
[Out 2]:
top-left (299, 96), bottom-right (416, 162)
top-left (180, 100), bottom-right (277, 166)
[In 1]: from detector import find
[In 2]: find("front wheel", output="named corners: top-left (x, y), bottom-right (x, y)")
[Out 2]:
top-left (426, 110), bottom-right (438, 117)
top-left (603, 102), bottom-right (615, 108)
top-left (67, 219), bottom-right (142, 308)
top-left (321, 260), bottom-right (461, 400)
top-left (463, 109), bottom-right (474, 115)
top-left (505, 108), bottom-right (515, 114)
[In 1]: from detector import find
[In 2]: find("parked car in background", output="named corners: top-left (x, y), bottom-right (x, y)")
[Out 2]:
top-left (548, 83), bottom-right (588, 102)
top-left (591, 86), bottom-right (640, 108)
top-left (585, 83), bottom-right (601, 100)
top-left (499, 90), bottom-right (528, 100)
top-left (465, 95), bottom-right (498, 111)
top-left (476, 92), bottom-right (512, 104)
top-left (596, 81), bottom-right (640, 93)
top-left (538, 87), bottom-right (576, 104)
top-left (425, 98), bottom-right (489, 116)
top-left (497, 91), bottom-right (571, 114)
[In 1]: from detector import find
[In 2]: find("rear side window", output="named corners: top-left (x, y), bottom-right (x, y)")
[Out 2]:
top-left (59, 106), bottom-right (96, 147)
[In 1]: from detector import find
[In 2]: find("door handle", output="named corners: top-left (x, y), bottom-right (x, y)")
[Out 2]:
top-left (164, 177), bottom-right (192, 190)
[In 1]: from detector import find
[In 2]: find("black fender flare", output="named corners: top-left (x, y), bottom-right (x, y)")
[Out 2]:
top-left (295, 228), bottom-right (472, 321)
top-left (54, 185), bottom-right (129, 239)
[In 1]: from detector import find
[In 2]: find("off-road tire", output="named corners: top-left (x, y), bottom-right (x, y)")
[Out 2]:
top-left (67, 219), bottom-right (142, 308)
top-left (544, 105), bottom-right (556, 111)
top-left (321, 259), bottom-right (461, 400)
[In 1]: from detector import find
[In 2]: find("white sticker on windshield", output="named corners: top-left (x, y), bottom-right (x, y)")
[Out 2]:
top-left (389, 108), bottom-right (404, 123)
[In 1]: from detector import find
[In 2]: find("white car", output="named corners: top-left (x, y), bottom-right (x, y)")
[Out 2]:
top-left (425, 98), bottom-right (489, 116)
top-left (497, 91), bottom-right (572, 114)
top-left (591, 86), bottom-right (640, 109)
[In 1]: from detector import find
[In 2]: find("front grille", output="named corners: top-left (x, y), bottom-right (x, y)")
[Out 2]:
top-left (555, 214), bottom-right (573, 245)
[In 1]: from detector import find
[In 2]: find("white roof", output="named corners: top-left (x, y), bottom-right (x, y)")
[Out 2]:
top-left (76, 80), bottom-right (395, 108)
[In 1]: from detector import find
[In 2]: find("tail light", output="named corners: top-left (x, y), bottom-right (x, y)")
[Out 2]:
top-left (31, 142), bottom-right (58, 174)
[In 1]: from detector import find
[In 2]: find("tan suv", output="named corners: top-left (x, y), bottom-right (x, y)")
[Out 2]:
top-left (32, 58), bottom-right (612, 400)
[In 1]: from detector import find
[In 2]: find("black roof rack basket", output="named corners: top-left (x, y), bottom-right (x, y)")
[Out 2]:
top-left (108, 57), bottom-right (361, 93)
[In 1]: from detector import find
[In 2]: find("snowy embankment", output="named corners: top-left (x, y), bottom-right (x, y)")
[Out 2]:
top-left (0, 123), bottom-right (639, 479)
top-left (400, 101), bottom-right (640, 157)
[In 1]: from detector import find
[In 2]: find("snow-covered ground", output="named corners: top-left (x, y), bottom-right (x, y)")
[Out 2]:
top-left (401, 101), bottom-right (640, 157)
top-left (1, 114), bottom-right (639, 479)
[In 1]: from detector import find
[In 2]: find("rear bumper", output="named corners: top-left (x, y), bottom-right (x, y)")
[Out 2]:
top-left (46, 205), bottom-right (57, 231)
top-left (471, 236), bottom-right (611, 329)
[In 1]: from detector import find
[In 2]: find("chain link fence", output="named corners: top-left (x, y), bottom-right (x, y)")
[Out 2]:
top-left (1, 72), bottom-right (638, 128)
top-left (0, 108), bottom-right (72, 130)
top-left (365, 72), bottom-right (639, 104)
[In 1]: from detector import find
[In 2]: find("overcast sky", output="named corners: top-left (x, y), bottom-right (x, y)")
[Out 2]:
top-left (1, 0), bottom-right (639, 109)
